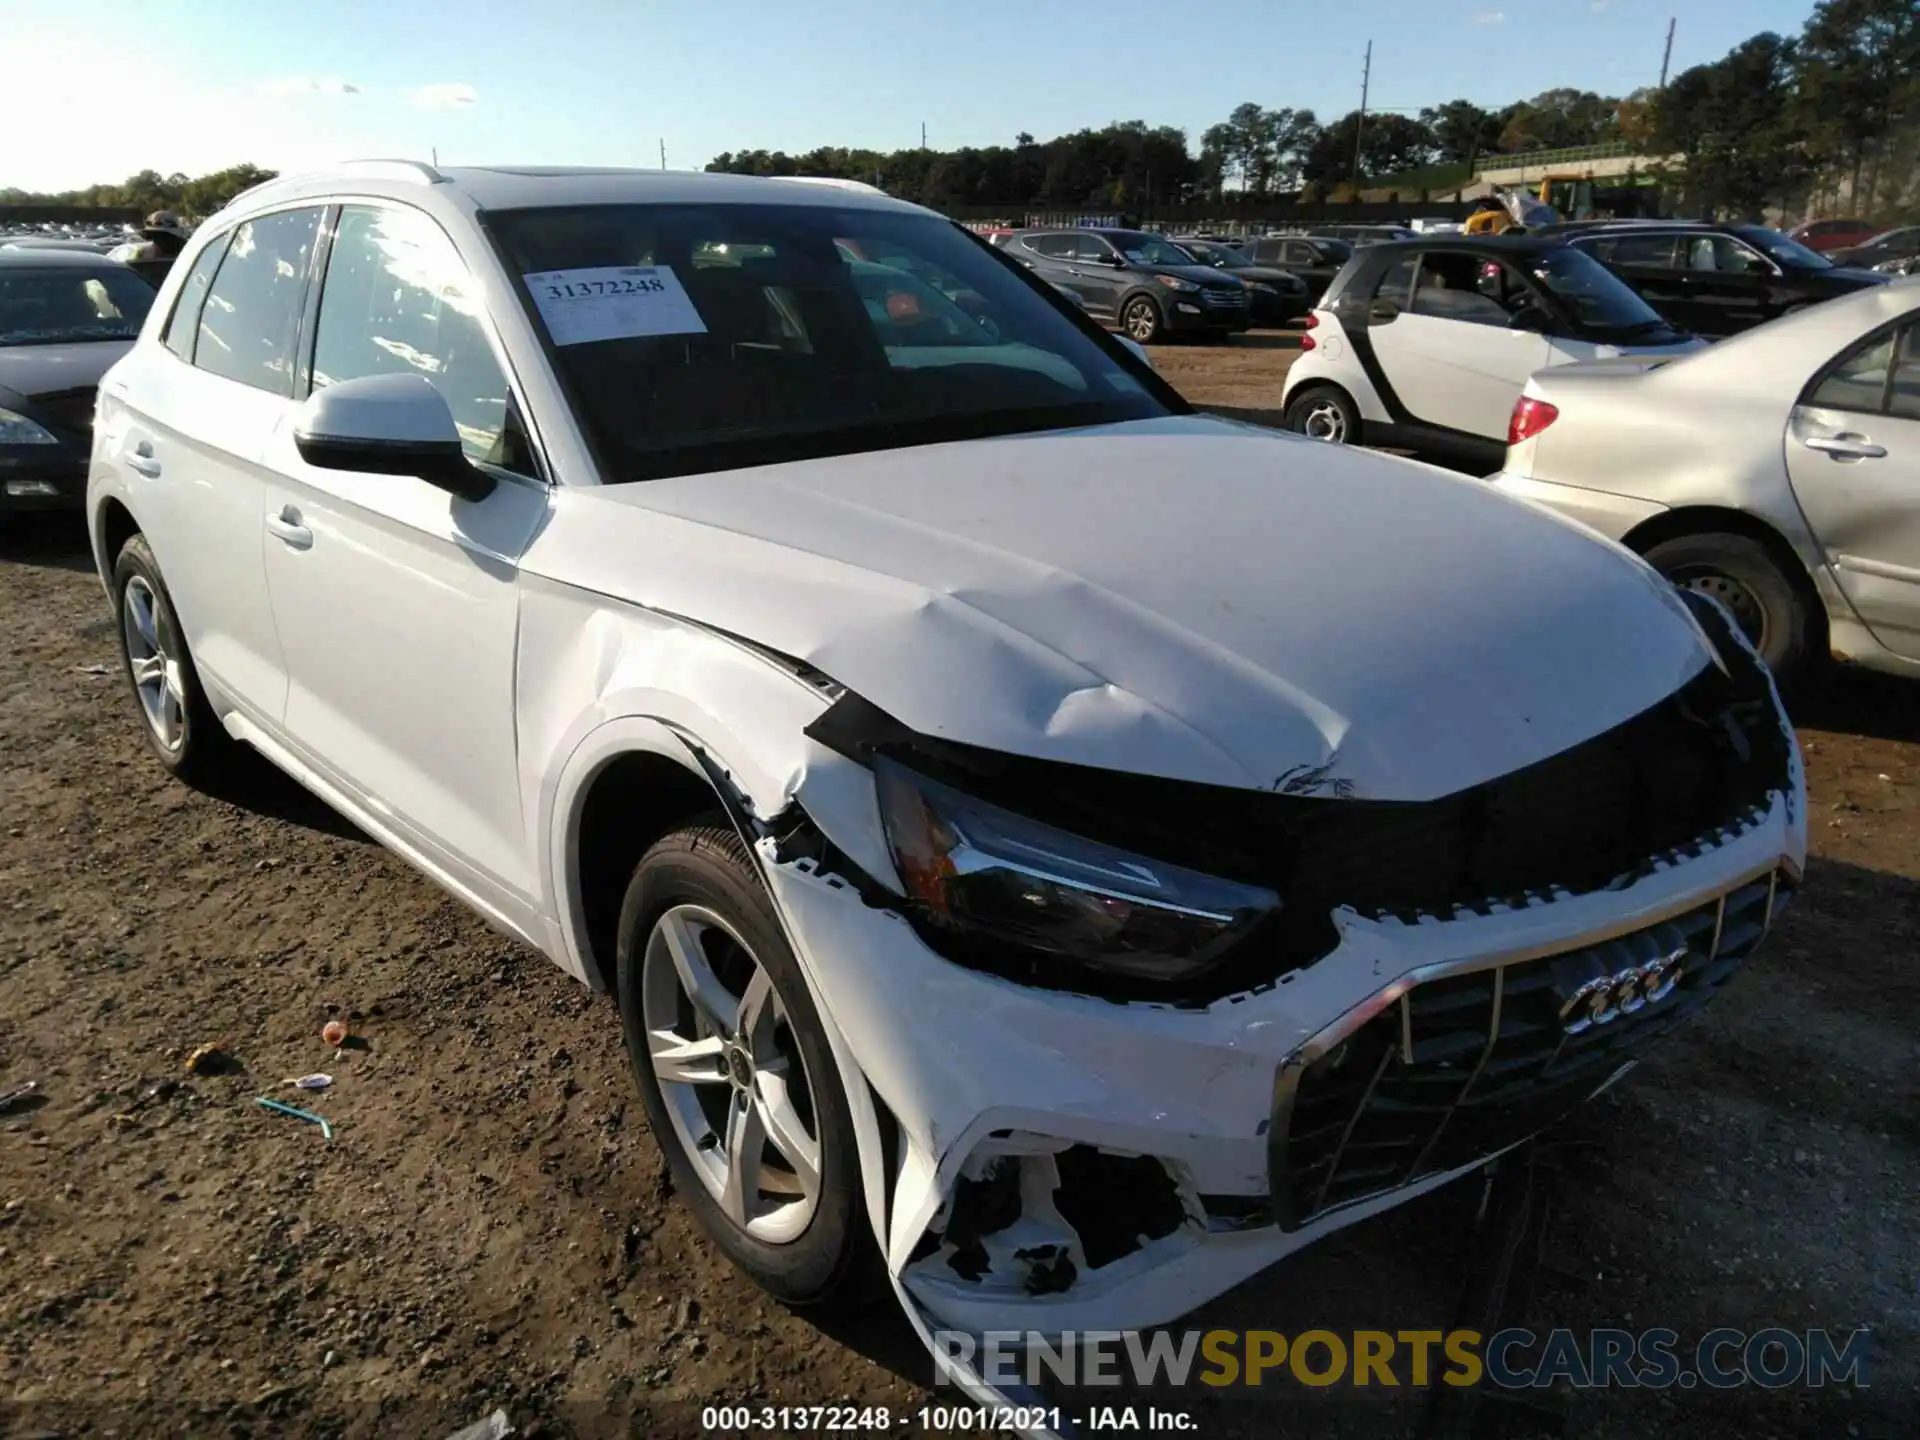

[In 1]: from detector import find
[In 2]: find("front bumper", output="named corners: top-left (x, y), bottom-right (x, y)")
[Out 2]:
top-left (1247, 288), bottom-right (1308, 326)
top-left (761, 769), bottom-right (1804, 1335)
top-left (1164, 294), bottom-right (1251, 334)
top-left (0, 447), bottom-right (87, 512)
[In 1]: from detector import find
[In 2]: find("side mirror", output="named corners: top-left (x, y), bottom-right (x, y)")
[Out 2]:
top-left (1100, 252), bottom-right (1129, 268)
top-left (293, 373), bottom-right (495, 503)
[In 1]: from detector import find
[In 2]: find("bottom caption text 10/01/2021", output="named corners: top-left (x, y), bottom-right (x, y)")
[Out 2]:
top-left (699, 1404), bottom-right (1198, 1434)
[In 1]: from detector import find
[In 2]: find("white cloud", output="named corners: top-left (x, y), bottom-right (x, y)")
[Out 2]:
top-left (1472, 9), bottom-right (1506, 22)
top-left (412, 83), bottom-right (479, 110)
top-left (257, 75), bottom-right (361, 97)
top-left (1591, 0), bottom-right (1610, 11)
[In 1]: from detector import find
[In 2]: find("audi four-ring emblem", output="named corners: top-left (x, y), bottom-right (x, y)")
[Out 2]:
top-left (1561, 947), bottom-right (1689, 1034)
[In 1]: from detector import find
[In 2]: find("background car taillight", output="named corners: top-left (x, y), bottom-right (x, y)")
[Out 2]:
top-left (1508, 396), bottom-right (1558, 446)
top-left (1301, 311), bottom-right (1319, 351)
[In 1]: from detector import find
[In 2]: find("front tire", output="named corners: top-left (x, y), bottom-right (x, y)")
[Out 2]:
top-left (615, 820), bottom-right (878, 1310)
top-left (1121, 294), bottom-right (1164, 344)
top-left (1642, 530), bottom-right (1816, 686)
top-left (112, 533), bottom-right (239, 783)
top-left (1285, 384), bottom-right (1359, 445)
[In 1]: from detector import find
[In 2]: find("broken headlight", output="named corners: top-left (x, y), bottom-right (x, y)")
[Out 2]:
top-left (873, 756), bottom-right (1280, 982)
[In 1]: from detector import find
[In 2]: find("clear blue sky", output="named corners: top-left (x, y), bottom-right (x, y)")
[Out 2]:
top-left (12, 0), bottom-right (1818, 191)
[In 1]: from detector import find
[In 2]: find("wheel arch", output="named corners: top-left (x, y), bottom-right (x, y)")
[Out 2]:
top-left (93, 494), bottom-right (140, 593)
top-left (1619, 504), bottom-right (1831, 652)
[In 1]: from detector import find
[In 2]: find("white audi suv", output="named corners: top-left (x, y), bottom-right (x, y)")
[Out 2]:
top-left (87, 162), bottom-right (1805, 1405)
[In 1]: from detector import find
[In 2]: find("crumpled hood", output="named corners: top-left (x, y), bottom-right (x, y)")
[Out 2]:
top-left (535, 415), bottom-right (1713, 801)
top-left (0, 340), bottom-right (130, 402)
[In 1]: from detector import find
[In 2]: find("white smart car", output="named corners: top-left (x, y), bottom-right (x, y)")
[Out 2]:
top-left (1281, 234), bottom-right (1703, 471)
top-left (87, 163), bottom-right (1803, 1411)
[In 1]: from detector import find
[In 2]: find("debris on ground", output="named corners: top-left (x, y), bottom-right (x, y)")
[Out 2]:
top-left (184, 1043), bottom-right (239, 1076)
top-left (0, 1080), bottom-right (37, 1113)
top-left (322, 1019), bottom-right (349, 1048)
top-left (444, 1408), bottom-right (513, 1440)
top-left (73, 662), bottom-right (112, 675)
top-left (285, 1073), bottom-right (333, 1090)
top-left (253, 1096), bottom-right (334, 1143)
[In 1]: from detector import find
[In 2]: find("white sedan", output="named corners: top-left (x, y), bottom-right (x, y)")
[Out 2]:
top-left (1493, 277), bottom-right (1920, 685)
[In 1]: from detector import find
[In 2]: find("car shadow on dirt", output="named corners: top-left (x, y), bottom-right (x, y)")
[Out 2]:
top-left (0, 512), bottom-right (95, 574)
top-left (197, 749), bottom-right (376, 845)
top-left (1791, 664), bottom-right (1920, 746)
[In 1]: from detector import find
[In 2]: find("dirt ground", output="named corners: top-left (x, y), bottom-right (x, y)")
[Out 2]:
top-left (2, 339), bottom-right (1916, 1440)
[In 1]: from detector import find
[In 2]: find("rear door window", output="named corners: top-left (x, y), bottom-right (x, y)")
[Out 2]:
top-left (1888, 327), bottom-right (1920, 422)
top-left (1022, 234), bottom-right (1078, 261)
top-left (163, 233), bottom-right (230, 361)
top-left (1593, 233), bottom-right (1680, 268)
top-left (1806, 332), bottom-right (1895, 415)
top-left (194, 207), bottom-right (323, 394)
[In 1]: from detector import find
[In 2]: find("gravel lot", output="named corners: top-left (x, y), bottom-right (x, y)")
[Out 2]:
top-left (2, 337), bottom-right (1915, 1439)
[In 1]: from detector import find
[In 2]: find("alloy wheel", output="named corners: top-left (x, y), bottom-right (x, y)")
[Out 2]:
top-left (1300, 400), bottom-right (1348, 442)
top-left (1124, 301), bottom-right (1158, 342)
top-left (641, 903), bottom-right (823, 1244)
top-left (122, 575), bottom-right (186, 753)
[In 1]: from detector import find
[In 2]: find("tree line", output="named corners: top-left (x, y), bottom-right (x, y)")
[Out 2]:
top-left (706, 0), bottom-right (1916, 221)
top-left (0, 164), bottom-right (279, 219)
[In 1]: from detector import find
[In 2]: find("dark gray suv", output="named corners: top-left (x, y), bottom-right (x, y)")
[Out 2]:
top-left (1005, 228), bottom-right (1249, 342)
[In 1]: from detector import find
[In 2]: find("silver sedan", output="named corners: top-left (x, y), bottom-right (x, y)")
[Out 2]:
top-left (1491, 278), bottom-right (1920, 687)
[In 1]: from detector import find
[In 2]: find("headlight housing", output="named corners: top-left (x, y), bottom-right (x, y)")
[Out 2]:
top-left (873, 757), bottom-right (1280, 983)
top-left (0, 407), bottom-right (60, 446)
top-left (1153, 275), bottom-right (1199, 292)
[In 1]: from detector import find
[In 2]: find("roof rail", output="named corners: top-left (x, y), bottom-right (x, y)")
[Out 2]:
top-left (335, 158), bottom-right (447, 184)
top-left (216, 158), bottom-right (446, 216)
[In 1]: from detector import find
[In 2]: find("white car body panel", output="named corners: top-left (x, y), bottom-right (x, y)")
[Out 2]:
top-left (528, 416), bottom-right (1714, 804)
top-left (84, 167), bottom-right (1813, 1420)
top-left (1368, 313), bottom-right (1553, 437)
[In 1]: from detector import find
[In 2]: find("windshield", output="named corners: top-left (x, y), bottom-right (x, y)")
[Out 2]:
top-left (0, 266), bottom-right (154, 345)
top-left (1183, 242), bottom-right (1248, 269)
top-left (1107, 232), bottom-right (1198, 267)
top-left (1742, 227), bottom-right (1831, 269)
top-left (1528, 247), bottom-right (1678, 338)
top-left (490, 204), bottom-right (1166, 480)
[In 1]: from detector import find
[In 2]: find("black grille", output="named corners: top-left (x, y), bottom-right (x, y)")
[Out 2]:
top-left (29, 387), bottom-right (98, 445)
top-left (1271, 869), bottom-right (1790, 1230)
top-left (1200, 287), bottom-right (1249, 308)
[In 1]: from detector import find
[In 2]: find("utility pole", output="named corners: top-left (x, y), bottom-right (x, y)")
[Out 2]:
top-left (921, 122), bottom-right (927, 150)
top-left (431, 147), bottom-right (439, 168)
top-left (1349, 41), bottom-right (1371, 191)
top-left (1658, 17), bottom-right (1675, 88)
top-left (659, 138), bottom-right (667, 170)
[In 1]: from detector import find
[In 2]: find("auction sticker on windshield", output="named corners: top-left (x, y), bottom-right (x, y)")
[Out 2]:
top-left (524, 266), bottom-right (708, 345)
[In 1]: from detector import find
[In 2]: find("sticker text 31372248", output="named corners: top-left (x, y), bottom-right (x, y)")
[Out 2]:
top-left (524, 266), bottom-right (708, 346)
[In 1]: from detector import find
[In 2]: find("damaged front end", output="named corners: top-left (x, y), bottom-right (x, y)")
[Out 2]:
top-left (739, 587), bottom-right (1802, 1343)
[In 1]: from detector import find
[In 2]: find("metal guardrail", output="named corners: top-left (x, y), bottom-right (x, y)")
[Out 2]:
top-left (1482, 141), bottom-right (1636, 172)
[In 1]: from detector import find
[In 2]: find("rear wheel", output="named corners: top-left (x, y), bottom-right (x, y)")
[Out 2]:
top-left (1642, 530), bottom-right (1816, 685)
top-left (1285, 384), bottom-right (1359, 445)
top-left (112, 534), bottom-right (240, 783)
top-left (1121, 295), bottom-right (1163, 344)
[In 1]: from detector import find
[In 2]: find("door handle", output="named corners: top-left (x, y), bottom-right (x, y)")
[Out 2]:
top-left (266, 507), bottom-right (313, 549)
top-left (125, 443), bottom-right (161, 478)
top-left (1804, 434), bottom-right (1887, 461)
